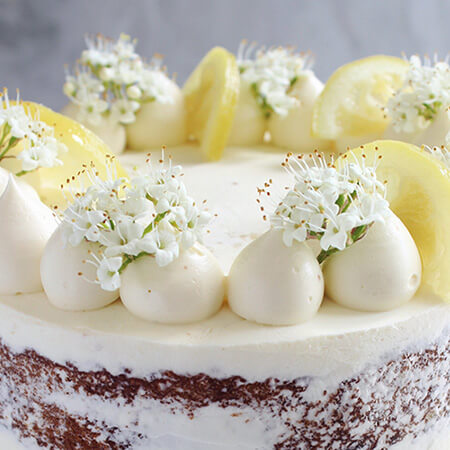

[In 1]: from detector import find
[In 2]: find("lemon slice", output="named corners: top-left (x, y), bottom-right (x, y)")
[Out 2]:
top-left (183, 47), bottom-right (239, 160)
top-left (0, 102), bottom-right (127, 208)
top-left (338, 140), bottom-right (450, 302)
top-left (313, 56), bottom-right (409, 139)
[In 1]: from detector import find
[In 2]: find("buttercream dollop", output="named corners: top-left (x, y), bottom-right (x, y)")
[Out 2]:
top-left (228, 79), bottom-right (266, 146)
top-left (40, 225), bottom-right (120, 311)
top-left (323, 211), bottom-right (422, 312)
top-left (120, 243), bottom-right (225, 324)
top-left (228, 229), bottom-right (324, 325)
top-left (269, 71), bottom-right (331, 152)
top-left (126, 77), bottom-right (187, 150)
top-left (0, 175), bottom-right (57, 294)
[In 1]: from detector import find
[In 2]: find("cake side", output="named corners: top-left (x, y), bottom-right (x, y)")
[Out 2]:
top-left (0, 318), bottom-right (447, 449)
top-left (0, 290), bottom-right (448, 381)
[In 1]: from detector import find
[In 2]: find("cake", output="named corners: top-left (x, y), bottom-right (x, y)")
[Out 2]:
top-left (0, 35), bottom-right (448, 449)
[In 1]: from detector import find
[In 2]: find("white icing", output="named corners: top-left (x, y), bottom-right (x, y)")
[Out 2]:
top-left (120, 244), bottom-right (225, 324)
top-left (228, 80), bottom-right (266, 146)
top-left (228, 229), bottom-right (324, 325)
top-left (268, 71), bottom-right (331, 152)
top-left (40, 225), bottom-right (119, 311)
top-left (0, 175), bottom-right (57, 295)
top-left (323, 211), bottom-right (422, 312)
top-left (126, 78), bottom-right (186, 150)
top-left (61, 102), bottom-right (126, 155)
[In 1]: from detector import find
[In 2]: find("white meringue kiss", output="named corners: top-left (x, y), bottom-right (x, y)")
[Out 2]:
top-left (0, 175), bottom-right (57, 295)
top-left (40, 225), bottom-right (119, 311)
top-left (120, 244), bottom-right (225, 324)
top-left (228, 229), bottom-right (324, 326)
top-left (269, 71), bottom-right (331, 153)
top-left (126, 78), bottom-right (187, 150)
top-left (61, 103), bottom-right (126, 155)
top-left (323, 211), bottom-right (422, 312)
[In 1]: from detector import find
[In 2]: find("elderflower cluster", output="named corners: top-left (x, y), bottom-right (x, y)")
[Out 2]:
top-left (63, 33), bottom-right (175, 126)
top-left (237, 41), bottom-right (313, 117)
top-left (61, 154), bottom-right (210, 291)
top-left (0, 89), bottom-right (67, 175)
top-left (386, 55), bottom-right (450, 134)
top-left (268, 152), bottom-right (390, 263)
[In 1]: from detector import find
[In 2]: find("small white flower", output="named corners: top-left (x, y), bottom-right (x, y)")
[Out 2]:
top-left (113, 34), bottom-right (139, 61)
top-left (269, 152), bottom-right (390, 262)
top-left (63, 208), bottom-right (107, 246)
top-left (321, 213), bottom-right (357, 251)
top-left (0, 96), bottom-right (32, 140)
top-left (110, 98), bottom-right (140, 124)
top-left (63, 81), bottom-right (76, 97)
top-left (63, 33), bottom-right (176, 127)
top-left (96, 256), bottom-right (122, 291)
top-left (99, 66), bottom-right (115, 82)
top-left (126, 85), bottom-right (142, 100)
top-left (140, 70), bottom-right (175, 104)
top-left (387, 55), bottom-right (450, 134)
top-left (357, 193), bottom-right (389, 225)
top-left (237, 42), bottom-right (313, 117)
top-left (282, 222), bottom-right (308, 247)
top-left (60, 153), bottom-right (210, 292)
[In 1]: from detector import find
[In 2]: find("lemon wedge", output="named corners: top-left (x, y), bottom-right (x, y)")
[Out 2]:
top-left (338, 140), bottom-right (450, 302)
top-left (0, 102), bottom-right (127, 208)
top-left (313, 56), bottom-right (409, 140)
top-left (183, 47), bottom-right (239, 161)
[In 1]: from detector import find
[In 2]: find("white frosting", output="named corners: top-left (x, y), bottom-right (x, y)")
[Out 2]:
top-left (228, 229), bottom-right (324, 325)
top-left (61, 102), bottom-right (126, 155)
top-left (324, 211), bottom-right (422, 311)
top-left (40, 225), bottom-right (119, 311)
top-left (120, 244), bottom-right (225, 324)
top-left (0, 175), bottom-right (57, 295)
top-left (125, 78), bottom-right (187, 150)
top-left (228, 79), bottom-right (266, 146)
top-left (268, 71), bottom-right (331, 152)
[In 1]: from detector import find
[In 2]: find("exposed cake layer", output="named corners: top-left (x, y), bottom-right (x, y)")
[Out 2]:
top-left (0, 326), bottom-right (447, 449)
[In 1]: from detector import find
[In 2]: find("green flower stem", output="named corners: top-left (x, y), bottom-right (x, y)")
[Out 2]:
top-left (0, 136), bottom-right (18, 161)
top-left (351, 225), bottom-right (368, 242)
top-left (0, 123), bottom-right (11, 149)
top-left (119, 252), bottom-right (147, 274)
top-left (317, 247), bottom-right (340, 264)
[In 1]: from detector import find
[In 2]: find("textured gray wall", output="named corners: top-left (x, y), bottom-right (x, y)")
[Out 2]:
top-left (0, 0), bottom-right (448, 111)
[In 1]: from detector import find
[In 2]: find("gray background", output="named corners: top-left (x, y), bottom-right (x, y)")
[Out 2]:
top-left (0, 0), bottom-right (448, 111)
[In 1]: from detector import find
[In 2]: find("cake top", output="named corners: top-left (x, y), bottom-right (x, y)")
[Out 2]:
top-left (0, 36), bottom-right (449, 332)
